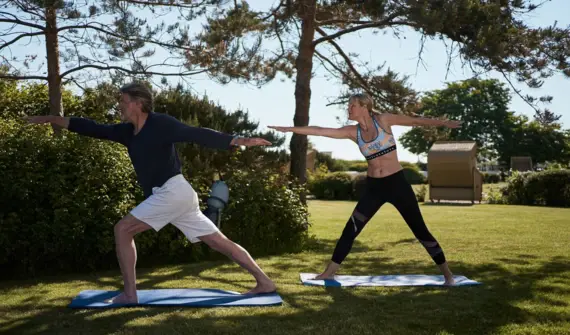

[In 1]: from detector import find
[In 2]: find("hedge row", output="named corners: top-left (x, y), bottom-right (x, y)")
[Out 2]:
top-left (0, 119), bottom-right (310, 278)
top-left (308, 164), bottom-right (426, 201)
top-left (487, 169), bottom-right (570, 207)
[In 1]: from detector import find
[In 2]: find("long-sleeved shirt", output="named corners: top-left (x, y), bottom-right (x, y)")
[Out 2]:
top-left (68, 112), bottom-right (235, 198)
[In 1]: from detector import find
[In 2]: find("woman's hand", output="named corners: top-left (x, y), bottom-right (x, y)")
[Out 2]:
top-left (267, 126), bottom-right (292, 133)
top-left (442, 120), bottom-right (463, 128)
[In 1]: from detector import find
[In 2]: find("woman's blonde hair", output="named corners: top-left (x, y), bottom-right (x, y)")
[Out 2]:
top-left (349, 93), bottom-right (381, 115)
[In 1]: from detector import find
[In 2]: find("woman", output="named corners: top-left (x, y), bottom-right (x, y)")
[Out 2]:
top-left (269, 93), bottom-right (462, 285)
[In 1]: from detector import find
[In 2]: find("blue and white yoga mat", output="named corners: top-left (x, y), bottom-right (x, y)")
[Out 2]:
top-left (300, 273), bottom-right (481, 287)
top-left (68, 288), bottom-right (283, 309)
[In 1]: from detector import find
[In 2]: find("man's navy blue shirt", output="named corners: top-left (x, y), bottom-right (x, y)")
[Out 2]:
top-left (68, 112), bottom-right (234, 198)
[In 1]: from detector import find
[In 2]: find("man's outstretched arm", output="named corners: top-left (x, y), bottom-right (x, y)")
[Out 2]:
top-left (26, 115), bottom-right (130, 145)
top-left (27, 115), bottom-right (70, 128)
top-left (161, 114), bottom-right (271, 149)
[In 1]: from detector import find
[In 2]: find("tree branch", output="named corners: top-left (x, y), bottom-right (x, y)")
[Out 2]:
top-left (313, 49), bottom-right (376, 101)
top-left (0, 31), bottom-right (45, 51)
top-left (315, 27), bottom-right (373, 95)
top-left (11, 0), bottom-right (45, 20)
top-left (57, 23), bottom-right (199, 52)
top-left (0, 13), bottom-right (45, 31)
top-left (259, 0), bottom-right (286, 22)
top-left (313, 13), bottom-right (403, 46)
top-left (497, 68), bottom-right (542, 114)
top-left (0, 73), bottom-right (47, 80)
top-left (317, 19), bottom-right (373, 26)
top-left (120, 0), bottom-right (211, 8)
top-left (60, 64), bottom-right (210, 79)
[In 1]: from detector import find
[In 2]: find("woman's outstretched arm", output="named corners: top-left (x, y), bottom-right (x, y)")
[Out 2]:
top-left (382, 114), bottom-right (462, 128)
top-left (268, 125), bottom-right (354, 139)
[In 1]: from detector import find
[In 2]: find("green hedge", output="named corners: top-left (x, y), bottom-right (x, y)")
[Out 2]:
top-left (483, 173), bottom-right (501, 183)
top-left (0, 119), bottom-right (142, 277)
top-left (348, 161), bottom-right (368, 172)
top-left (353, 174), bottom-right (368, 200)
top-left (310, 163), bottom-right (426, 201)
top-left (308, 172), bottom-right (355, 200)
top-left (490, 170), bottom-right (570, 207)
top-left (401, 163), bottom-right (426, 185)
top-left (221, 164), bottom-right (311, 255)
top-left (0, 119), bottom-right (310, 278)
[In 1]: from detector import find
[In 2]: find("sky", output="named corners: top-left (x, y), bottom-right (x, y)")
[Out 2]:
top-left (2, 0), bottom-right (569, 163)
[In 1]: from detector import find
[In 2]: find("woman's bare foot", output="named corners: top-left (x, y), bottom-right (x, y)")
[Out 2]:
top-left (244, 280), bottom-right (277, 295)
top-left (444, 276), bottom-right (456, 286)
top-left (313, 272), bottom-right (335, 280)
top-left (438, 262), bottom-right (455, 286)
top-left (104, 292), bottom-right (138, 304)
top-left (313, 261), bottom-right (340, 280)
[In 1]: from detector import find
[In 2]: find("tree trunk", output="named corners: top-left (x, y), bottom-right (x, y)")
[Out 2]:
top-left (290, 0), bottom-right (316, 202)
top-left (45, 6), bottom-right (63, 129)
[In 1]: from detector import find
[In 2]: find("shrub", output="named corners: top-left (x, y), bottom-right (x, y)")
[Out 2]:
top-left (415, 185), bottom-right (427, 202)
top-left (0, 119), bottom-right (143, 277)
top-left (0, 119), bottom-right (311, 278)
top-left (352, 173), bottom-right (368, 200)
top-left (486, 189), bottom-right (507, 204)
top-left (315, 152), bottom-right (349, 172)
top-left (221, 165), bottom-right (311, 256)
top-left (401, 162), bottom-right (426, 184)
top-left (308, 172), bottom-right (354, 200)
top-left (307, 163), bottom-right (330, 183)
top-left (348, 161), bottom-right (368, 172)
top-left (483, 173), bottom-right (501, 184)
top-left (501, 170), bottom-right (570, 207)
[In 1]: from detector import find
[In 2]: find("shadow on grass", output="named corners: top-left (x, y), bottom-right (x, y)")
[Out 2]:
top-left (421, 202), bottom-right (477, 207)
top-left (1, 255), bottom-right (569, 335)
top-left (305, 238), bottom-right (381, 253)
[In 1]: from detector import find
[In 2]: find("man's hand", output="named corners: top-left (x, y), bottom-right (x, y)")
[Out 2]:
top-left (231, 137), bottom-right (272, 147)
top-left (23, 115), bottom-right (70, 129)
top-left (25, 115), bottom-right (54, 124)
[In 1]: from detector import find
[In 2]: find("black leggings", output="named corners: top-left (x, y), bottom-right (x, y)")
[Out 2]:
top-left (331, 170), bottom-right (446, 265)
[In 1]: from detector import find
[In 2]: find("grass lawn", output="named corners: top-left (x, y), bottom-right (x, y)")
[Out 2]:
top-left (1, 201), bottom-right (569, 335)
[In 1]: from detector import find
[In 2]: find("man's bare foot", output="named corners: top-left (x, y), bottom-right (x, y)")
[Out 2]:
top-left (104, 292), bottom-right (138, 304)
top-left (244, 281), bottom-right (277, 295)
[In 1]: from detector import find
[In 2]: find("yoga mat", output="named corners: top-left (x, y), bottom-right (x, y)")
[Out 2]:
top-left (68, 288), bottom-right (282, 309)
top-left (300, 273), bottom-right (481, 287)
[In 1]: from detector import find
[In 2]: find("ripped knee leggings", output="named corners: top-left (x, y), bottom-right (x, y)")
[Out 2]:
top-left (331, 170), bottom-right (447, 265)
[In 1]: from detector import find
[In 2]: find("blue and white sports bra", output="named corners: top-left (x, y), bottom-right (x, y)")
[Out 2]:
top-left (357, 118), bottom-right (397, 160)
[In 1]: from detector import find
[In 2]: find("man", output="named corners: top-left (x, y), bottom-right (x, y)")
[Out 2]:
top-left (27, 82), bottom-right (276, 304)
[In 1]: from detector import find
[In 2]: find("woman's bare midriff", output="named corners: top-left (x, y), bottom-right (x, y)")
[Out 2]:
top-left (365, 151), bottom-right (403, 178)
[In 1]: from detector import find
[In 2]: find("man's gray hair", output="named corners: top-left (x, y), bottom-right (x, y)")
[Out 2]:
top-left (120, 82), bottom-right (154, 114)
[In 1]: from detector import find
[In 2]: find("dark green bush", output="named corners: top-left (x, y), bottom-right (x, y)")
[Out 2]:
top-left (415, 185), bottom-right (428, 202)
top-left (483, 173), bottom-right (501, 184)
top-left (0, 119), bottom-right (143, 277)
top-left (220, 161), bottom-right (311, 255)
top-left (500, 170), bottom-right (570, 207)
top-left (401, 162), bottom-right (426, 184)
top-left (0, 119), bottom-right (310, 278)
top-left (308, 172), bottom-right (354, 200)
top-left (352, 172), bottom-right (426, 202)
top-left (312, 164), bottom-right (426, 201)
top-left (348, 161), bottom-right (368, 172)
top-left (352, 173), bottom-right (368, 200)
